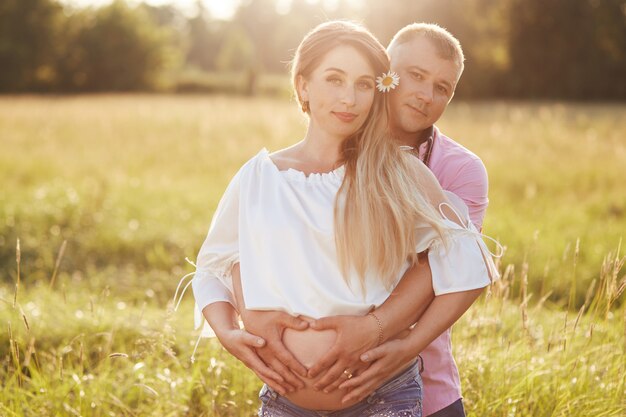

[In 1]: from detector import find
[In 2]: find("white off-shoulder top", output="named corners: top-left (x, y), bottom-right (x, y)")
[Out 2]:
top-left (185, 149), bottom-right (500, 336)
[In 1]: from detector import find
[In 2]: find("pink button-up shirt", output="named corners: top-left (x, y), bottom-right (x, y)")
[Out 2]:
top-left (417, 126), bottom-right (489, 415)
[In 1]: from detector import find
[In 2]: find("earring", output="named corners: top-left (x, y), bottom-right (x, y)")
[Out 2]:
top-left (301, 101), bottom-right (309, 113)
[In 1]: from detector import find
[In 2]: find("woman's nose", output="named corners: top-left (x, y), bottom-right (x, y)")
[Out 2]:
top-left (340, 86), bottom-right (356, 106)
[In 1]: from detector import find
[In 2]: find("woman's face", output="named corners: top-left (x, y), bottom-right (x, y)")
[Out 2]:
top-left (298, 45), bottom-right (377, 141)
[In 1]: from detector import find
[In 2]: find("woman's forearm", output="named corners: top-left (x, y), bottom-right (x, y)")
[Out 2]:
top-left (202, 301), bottom-right (240, 336)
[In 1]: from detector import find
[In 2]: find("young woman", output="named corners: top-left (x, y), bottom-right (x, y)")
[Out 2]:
top-left (188, 21), bottom-right (496, 416)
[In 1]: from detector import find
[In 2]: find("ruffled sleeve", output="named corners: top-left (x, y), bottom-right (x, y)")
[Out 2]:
top-left (425, 191), bottom-right (502, 295)
top-left (191, 170), bottom-right (241, 313)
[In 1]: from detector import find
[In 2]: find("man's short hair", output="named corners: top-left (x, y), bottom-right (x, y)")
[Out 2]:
top-left (388, 23), bottom-right (465, 75)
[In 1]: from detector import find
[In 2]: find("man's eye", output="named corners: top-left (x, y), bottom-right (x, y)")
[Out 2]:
top-left (410, 72), bottom-right (422, 80)
top-left (437, 85), bottom-right (448, 94)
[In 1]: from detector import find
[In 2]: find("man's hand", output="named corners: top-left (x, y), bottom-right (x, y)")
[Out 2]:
top-left (337, 337), bottom-right (414, 404)
top-left (241, 309), bottom-right (309, 390)
top-left (306, 314), bottom-right (379, 393)
top-left (338, 287), bottom-right (486, 403)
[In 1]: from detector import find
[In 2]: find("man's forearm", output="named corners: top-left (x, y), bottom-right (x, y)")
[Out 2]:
top-left (373, 254), bottom-right (435, 342)
top-left (394, 288), bottom-right (483, 356)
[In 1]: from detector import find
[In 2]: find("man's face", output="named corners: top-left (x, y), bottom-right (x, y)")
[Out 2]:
top-left (388, 36), bottom-right (460, 137)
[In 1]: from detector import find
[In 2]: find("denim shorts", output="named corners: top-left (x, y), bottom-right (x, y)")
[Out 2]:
top-left (258, 361), bottom-right (422, 417)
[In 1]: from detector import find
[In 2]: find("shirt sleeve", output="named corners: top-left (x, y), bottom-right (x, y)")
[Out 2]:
top-left (446, 158), bottom-right (489, 230)
top-left (191, 171), bottom-right (241, 314)
top-left (425, 192), bottom-right (499, 295)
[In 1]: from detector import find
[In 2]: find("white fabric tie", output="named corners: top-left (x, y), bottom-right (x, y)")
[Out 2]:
top-left (438, 201), bottom-right (504, 282)
top-left (172, 257), bottom-right (203, 363)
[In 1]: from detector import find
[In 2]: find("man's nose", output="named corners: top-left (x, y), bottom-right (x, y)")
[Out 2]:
top-left (415, 84), bottom-right (433, 104)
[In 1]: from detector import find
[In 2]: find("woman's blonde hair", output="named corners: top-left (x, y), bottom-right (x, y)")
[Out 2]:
top-left (291, 21), bottom-right (449, 291)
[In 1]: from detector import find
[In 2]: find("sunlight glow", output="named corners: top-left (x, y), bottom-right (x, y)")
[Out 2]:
top-left (58, 0), bottom-right (240, 19)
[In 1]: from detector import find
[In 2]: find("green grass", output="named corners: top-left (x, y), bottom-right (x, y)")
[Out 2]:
top-left (0, 95), bottom-right (624, 416)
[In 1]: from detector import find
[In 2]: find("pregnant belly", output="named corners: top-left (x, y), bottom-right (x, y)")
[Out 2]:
top-left (282, 327), bottom-right (361, 410)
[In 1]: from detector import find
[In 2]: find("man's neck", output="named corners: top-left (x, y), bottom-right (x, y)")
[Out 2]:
top-left (395, 126), bottom-right (434, 149)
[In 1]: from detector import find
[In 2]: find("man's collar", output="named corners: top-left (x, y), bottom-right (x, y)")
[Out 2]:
top-left (416, 125), bottom-right (435, 147)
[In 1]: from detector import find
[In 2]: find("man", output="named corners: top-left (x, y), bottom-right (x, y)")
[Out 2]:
top-left (382, 23), bottom-right (489, 417)
top-left (308, 23), bottom-right (489, 416)
top-left (193, 23), bottom-right (489, 417)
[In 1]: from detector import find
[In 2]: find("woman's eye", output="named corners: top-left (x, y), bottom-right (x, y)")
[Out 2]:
top-left (327, 77), bottom-right (342, 85)
top-left (357, 81), bottom-right (373, 90)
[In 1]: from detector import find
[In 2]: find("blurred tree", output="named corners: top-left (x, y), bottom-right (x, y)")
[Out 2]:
top-left (508, 0), bottom-right (626, 99)
top-left (234, 0), bottom-right (280, 71)
top-left (186, 0), bottom-right (225, 71)
top-left (140, 2), bottom-right (187, 30)
top-left (139, 3), bottom-right (187, 86)
top-left (0, 0), bottom-right (64, 91)
top-left (0, 0), bottom-right (623, 98)
top-left (431, 0), bottom-right (511, 98)
top-left (56, 0), bottom-right (173, 91)
top-left (509, 0), bottom-right (591, 99)
top-left (271, 0), bottom-right (327, 69)
top-left (215, 24), bottom-right (255, 72)
top-left (591, 0), bottom-right (626, 99)
top-left (361, 0), bottom-right (512, 98)
top-left (231, 0), bottom-right (364, 73)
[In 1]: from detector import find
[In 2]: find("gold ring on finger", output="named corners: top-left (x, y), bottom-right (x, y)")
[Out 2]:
top-left (343, 369), bottom-right (353, 379)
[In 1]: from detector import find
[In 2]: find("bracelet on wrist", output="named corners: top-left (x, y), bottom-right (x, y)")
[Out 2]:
top-left (368, 311), bottom-right (384, 346)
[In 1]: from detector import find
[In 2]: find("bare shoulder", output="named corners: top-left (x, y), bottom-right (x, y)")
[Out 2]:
top-left (268, 145), bottom-right (301, 171)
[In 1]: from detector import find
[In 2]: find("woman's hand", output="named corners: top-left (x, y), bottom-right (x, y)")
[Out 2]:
top-left (216, 329), bottom-right (289, 395)
top-left (306, 314), bottom-right (380, 393)
top-left (231, 263), bottom-right (309, 390)
top-left (241, 309), bottom-right (309, 390)
top-left (204, 301), bottom-right (301, 395)
top-left (337, 337), bottom-right (415, 404)
top-left (307, 255), bottom-right (434, 393)
top-left (214, 326), bottom-right (293, 395)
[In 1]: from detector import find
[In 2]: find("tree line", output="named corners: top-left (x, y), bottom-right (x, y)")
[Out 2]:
top-left (1, 0), bottom-right (624, 99)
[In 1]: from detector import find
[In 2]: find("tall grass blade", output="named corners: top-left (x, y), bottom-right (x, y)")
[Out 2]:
top-left (49, 240), bottom-right (67, 289)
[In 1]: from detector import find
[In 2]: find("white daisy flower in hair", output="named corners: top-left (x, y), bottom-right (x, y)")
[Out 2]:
top-left (376, 71), bottom-right (400, 92)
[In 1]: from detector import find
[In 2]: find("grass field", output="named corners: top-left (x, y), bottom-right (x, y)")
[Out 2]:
top-left (1, 95), bottom-right (625, 416)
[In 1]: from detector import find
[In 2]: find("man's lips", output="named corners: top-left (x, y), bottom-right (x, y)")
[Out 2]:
top-left (333, 112), bottom-right (358, 122)
top-left (407, 104), bottom-right (427, 117)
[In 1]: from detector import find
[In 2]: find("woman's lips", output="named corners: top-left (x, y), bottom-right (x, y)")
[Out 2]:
top-left (333, 112), bottom-right (358, 122)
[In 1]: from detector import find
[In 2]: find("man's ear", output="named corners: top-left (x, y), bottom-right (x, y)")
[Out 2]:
top-left (450, 67), bottom-right (463, 102)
